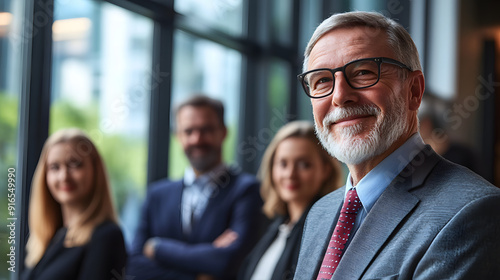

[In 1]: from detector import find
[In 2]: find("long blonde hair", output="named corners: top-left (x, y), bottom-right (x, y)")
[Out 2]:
top-left (258, 121), bottom-right (343, 219)
top-left (25, 128), bottom-right (118, 267)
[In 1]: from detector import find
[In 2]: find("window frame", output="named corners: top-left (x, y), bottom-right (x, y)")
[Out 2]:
top-left (14, 0), bottom-right (306, 278)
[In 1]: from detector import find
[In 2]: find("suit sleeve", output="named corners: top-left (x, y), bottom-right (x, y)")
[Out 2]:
top-left (127, 185), bottom-right (196, 280)
top-left (78, 222), bottom-right (127, 280)
top-left (154, 180), bottom-right (263, 277)
top-left (414, 194), bottom-right (500, 280)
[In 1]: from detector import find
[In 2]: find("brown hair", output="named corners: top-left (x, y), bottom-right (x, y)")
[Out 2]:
top-left (175, 94), bottom-right (225, 127)
top-left (25, 128), bottom-right (118, 267)
top-left (258, 121), bottom-right (343, 218)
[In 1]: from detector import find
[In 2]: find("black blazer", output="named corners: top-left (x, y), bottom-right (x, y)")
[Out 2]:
top-left (21, 221), bottom-right (127, 280)
top-left (238, 207), bottom-right (310, 280)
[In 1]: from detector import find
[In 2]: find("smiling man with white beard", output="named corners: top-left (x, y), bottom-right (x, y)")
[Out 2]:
top-left (294, 11), bottom-right (500, 280)
top-left (316, 94), bottom-right (407, 166)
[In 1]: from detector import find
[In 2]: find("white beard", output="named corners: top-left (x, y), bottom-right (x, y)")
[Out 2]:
top-left (315, 96), bottom-right (408, 165)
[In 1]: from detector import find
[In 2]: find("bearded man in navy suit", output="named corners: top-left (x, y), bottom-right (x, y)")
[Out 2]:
top-left (294, 11), bottom-right (500, 280)
top-left (128, 95), bottom-right (262, 280)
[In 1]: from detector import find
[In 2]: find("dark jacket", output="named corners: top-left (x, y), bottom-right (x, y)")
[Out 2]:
top-left (128, 167), bottom-right (263, 280)
top-left (22, 221), bottom-right (127, 280)
top-left (238, 205), bottom-right (311, 280)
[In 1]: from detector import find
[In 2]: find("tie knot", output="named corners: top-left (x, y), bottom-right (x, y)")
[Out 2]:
top-left (342, 188), bottom-right (362, 214)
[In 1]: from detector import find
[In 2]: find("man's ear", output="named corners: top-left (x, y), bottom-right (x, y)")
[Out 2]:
top-left (408, 70), bottom-right (425, 111)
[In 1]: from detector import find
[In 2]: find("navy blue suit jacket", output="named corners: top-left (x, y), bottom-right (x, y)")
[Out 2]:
top-left (128, 167), bottom-right (263, 280)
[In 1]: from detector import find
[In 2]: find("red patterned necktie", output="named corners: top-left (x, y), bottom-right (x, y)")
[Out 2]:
top-left (316, 188), bottom-right (362, 280)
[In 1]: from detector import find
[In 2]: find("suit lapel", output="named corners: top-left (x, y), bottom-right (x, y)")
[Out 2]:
top-left (297, 187), bottom-right (345, 280)
top-left (28, 228), bottom-right (67, 278)
top-left (333, 182), bottom-right (419, 280)
top-left (190, 168), bottom-right (235, 240)
top-left (174, 180), bottom-right (191, 240)
top-left (248, 218), bottom-right (284, 279)
top-left (332, 146), bottom-right (440, 280)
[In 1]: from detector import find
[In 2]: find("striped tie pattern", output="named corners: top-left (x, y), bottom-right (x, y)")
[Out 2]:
top-left (316, 188), bottom-right (362, 280)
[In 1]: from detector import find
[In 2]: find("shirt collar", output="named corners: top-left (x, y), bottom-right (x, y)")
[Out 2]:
top-left (345, 133), bottom-right (426, 213)
top-left (183, 163), bottom-right (226, 187)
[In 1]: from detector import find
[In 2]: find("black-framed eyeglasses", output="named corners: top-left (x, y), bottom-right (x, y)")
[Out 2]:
top-left (297, 57), bottom-right (412, 99)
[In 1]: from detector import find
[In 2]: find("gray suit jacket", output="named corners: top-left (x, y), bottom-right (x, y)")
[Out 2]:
top-left (295, 146), bottom-right (500, 280)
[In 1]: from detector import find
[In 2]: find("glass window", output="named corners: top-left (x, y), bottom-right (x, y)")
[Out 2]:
top-left (272, 0), bottom-right (293, 46)
top-left (51, 0), bottom-right (153, 246)
top-left (299, 0), bottom-right (322, 58)
top-left (0, 0), bottom-right (23, 278)
top-left (175, 0), bottom-right (243, 36)
top-left (169, 30), bottom-right (242, 179)
top-left (268, 58), bottom-right (291, 132)
top-left (350, 0), bottom-right (386, 11)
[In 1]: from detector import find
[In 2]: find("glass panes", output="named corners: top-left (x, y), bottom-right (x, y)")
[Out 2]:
top-left (268, 58), bottom-right (291, 126)
top-left (272, 0), bottom-right (293, 46)
top-left (51, 0), bottom-right (153, 246)
top-left (0, 0), bottom-right (23, 278)
top-left (169, 30), bottom-right (242, 179)
top-left (350, 0), bottom-right (386, 11)
top-left (175, 0), bottom-right (243, 36)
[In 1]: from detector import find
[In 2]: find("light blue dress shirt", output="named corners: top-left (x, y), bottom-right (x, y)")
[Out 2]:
top-left (181, 164), bottom-right (226, 234)
top-left (345, 133), bottom-right (426, 237)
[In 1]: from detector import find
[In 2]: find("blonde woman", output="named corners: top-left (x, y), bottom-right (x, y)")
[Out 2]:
top-left (22, 128), bottom-right (126, 280)
top-left (238, 121), bottom-right (343, 280)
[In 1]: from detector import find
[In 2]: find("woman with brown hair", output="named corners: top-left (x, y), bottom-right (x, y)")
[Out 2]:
top-left (22, 128), bottom-right (127, 280)
top-left (239, 120), bottom-right (343, 280)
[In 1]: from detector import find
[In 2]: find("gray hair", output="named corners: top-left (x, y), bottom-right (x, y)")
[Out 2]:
top-left (303, 11), bottom-right (422, 73)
